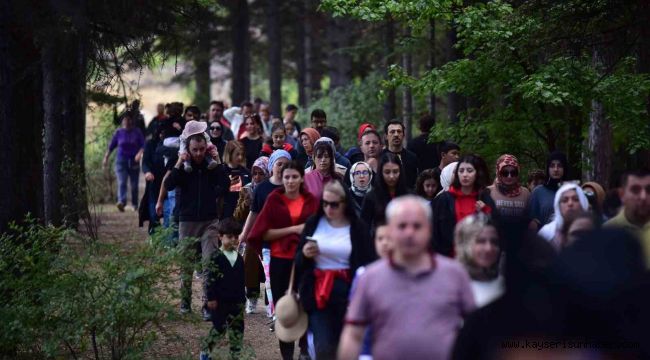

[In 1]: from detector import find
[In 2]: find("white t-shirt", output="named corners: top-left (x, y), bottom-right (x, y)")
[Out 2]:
top-left (470, 276), bottom-right (505, 308)
top-left (311, 217), bottom-right (352, 270)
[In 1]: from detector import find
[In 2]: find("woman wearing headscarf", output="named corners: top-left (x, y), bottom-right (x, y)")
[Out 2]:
top-left (439, 161), bottom-right (459, 194)
top-left (234, 156), bottom-right (269, 315)
top-left (454, 213), bottom-right (504, 308)
top-left (348, 161), bottom-right (373, 216)
top-left (529, 151), bottom-right (568, 230)
top-left (297, 127), bottom-right (320, 168)
top-left (537, 183), bottom-right (590, 250)
top-left (581, 181), bottom-right (606, 222)
top-left (487, 154), bottom-right (531, 246)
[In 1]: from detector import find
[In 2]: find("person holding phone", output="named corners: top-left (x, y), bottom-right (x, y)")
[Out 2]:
top-left (219, 141), bottom-right (251, 219)
top-left (295, 179), bottom-right (376, 359)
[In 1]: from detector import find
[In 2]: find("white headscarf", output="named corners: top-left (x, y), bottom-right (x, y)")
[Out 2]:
top-left (538, 183), bottom-right (589, 242)
top-left (349, 161), bottom-right (373, 197)
top-left (439, 162), bottom-right (458, 193)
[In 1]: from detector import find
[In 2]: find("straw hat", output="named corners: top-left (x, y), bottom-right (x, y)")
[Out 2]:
top-left (274, 293), bottom-right (308, 342)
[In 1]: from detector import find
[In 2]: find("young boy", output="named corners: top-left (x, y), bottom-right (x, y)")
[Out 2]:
top-left (201, 218), bottom-right (246, 360)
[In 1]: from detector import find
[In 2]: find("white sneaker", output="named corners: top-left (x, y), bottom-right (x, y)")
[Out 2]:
top-left (245, 298), bottom-right (257, 314)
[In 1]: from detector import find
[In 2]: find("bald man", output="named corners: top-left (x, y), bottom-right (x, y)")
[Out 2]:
top-left (339, 195), bottom-right (476, 360)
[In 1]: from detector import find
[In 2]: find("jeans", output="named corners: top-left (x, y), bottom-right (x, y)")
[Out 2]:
top-left (308, 278), bottom-right (350, 359)
top-left (163, 190), bottom-right (176, 228)
top-left (115, 157), bottom-right (140, 207)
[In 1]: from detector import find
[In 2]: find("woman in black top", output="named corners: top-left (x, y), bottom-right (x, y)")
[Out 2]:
top-left (240, 114), bottom-right (264, 169)
top-left (208, 121), bottom-right (228, 163)
top-left (219, 141), bottom-right (251, 219)
top-left (359, 152), bottom-right (409, 231)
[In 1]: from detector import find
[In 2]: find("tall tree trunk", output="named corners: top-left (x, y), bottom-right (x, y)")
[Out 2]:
top-left (0, 0), bottom-right (13, 232)
top-left (42, 40), bottom-right (64, 226)
top-left (304, 0), bottom-right (324, 103)
top-left (267, 0), bottom-right (282, 117)
top-left (402, 27), bottom-right (413, 142)
top-left (327, 17), bottom-right (352, 90)
top-left (383, 19), bottom-right (396, 123)
top-left (585, 47), bottom-right (612, 188)
top-left (231, 0), bottom-right (250, 106)
top-left (445, 26), bottom-right (465, 122)
top-left (294, 0), bottom-right (307, 107)
top-left (193, 42), bottom-right (211, 110)
top-left (428, 19), bottom-right (437, 116)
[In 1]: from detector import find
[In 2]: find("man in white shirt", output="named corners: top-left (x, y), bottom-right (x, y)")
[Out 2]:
top-left (223, 101), bottom-right (254, 140)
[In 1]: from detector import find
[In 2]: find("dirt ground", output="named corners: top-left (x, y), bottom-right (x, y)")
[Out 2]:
top-left (95, 203), bottom-right (282, 360)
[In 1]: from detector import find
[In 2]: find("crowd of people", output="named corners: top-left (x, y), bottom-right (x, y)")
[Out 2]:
top-left (103, 98), bottom-right (650, 360)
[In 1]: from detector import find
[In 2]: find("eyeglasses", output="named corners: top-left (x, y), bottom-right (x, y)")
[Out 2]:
top-left (322, 200), bottom-right (342, 209)
top-left (499, 169), bottom-right (519, 178)
top-left (353, 170), bottom-right (370, 176)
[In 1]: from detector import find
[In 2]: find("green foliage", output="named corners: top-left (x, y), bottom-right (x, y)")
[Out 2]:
top-left (324, 0), bottom-right (650, 170)
top-left (0, 218), bottom-right (189, 359)
top-left (300, 72), bottom-right (385, 149)
top-left (86, 107), bottom-right (119, 204)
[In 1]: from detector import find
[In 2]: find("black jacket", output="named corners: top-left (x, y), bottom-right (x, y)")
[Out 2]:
top-left (295, 215), bottom-right (377, 313)
top-left (407, 134), bottom-right (440, 171)
top-left (205, 250), bottom-right (246, 304)
top-left (382, 148), bottom-right (419, 189)
top-left (431, 189), bottom-right (498, 257)
top-left (164, 160), bottom-right (229, 222)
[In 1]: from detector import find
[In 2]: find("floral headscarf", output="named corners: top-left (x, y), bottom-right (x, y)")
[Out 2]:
top-left (251, 156), bottom-right (270, 190)
top-left (495, 154), bottom-right (521, 197)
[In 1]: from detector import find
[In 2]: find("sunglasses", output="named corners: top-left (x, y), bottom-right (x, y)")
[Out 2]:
top-left (353, 170), bottom-right (370, 176)
top-left (500, 169), bottom-right (519, 178)
top-left (210, 126), bottom-right (222, 131)
top-left (322, 200), bottom-right (342, 209)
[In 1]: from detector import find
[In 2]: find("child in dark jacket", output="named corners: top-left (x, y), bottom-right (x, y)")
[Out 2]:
top-left (201, 219), bottom-right (246, 360)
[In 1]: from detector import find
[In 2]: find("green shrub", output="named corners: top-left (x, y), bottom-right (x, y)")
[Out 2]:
top-left (0, 219), bottom-right (188, 359)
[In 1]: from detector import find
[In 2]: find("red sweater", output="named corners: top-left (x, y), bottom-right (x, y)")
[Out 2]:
top-left (449, 186), bottom-right (492, 222)
top-left (248, 188), bottom-right (318, 259)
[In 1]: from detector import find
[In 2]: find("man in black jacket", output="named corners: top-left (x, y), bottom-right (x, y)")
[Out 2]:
top-left (382, 120), bottom-right (419, 189)
top-left (165, 133), bottom-right (228, 314)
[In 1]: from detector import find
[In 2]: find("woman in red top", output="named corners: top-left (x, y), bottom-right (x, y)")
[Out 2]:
top-left (431, 154), bottom-right (497, 257)
top-left (247, 160), bottom-right (319, 360)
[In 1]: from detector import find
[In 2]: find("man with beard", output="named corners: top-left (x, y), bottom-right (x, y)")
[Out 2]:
top-left (382, 121), bottom-right (419, 189)
top-left (605, 169), bottom-right (650, 266)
